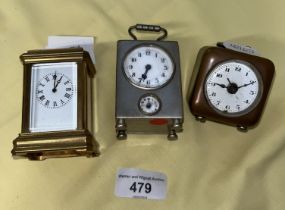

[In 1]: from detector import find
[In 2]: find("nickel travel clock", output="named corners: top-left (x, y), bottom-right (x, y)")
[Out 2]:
top-left (189, 42), bottom-right (275, 131)
top-left (12, 48), bottom-right (99, 160)
top-left (115, 24), bottom-right (183, 140)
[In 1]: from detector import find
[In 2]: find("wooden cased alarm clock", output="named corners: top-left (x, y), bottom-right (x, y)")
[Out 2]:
top-left (12, 48), bottom-right (99, 160)
top-left (189, 42), bottom-right (275, 131)
top-left (115, 24), bottom-right (183, 140)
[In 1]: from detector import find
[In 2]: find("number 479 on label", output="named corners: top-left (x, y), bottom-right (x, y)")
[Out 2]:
top-left (129, 182), bottom-right (152, 194)
top-left (115, 168), bottom-right (167, 200)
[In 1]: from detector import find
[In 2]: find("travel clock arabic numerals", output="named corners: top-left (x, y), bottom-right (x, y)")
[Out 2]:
top-left (235, 66), bottom-right (241, 72)
top-left (216, 73), bottom-right (223, 78)
top-left (123, 45), bottom-right (174, 89)
top-left (236, 104), bottom-right (241, 110)
top-left (205, 61), bottom-right (261, 114)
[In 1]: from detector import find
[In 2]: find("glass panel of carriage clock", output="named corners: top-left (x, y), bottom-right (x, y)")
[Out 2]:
top-left (29, 62), bottom-right (77, 132)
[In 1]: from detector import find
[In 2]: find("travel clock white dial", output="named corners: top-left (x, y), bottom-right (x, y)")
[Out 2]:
top-left (29, 62), bottom-right (77, 132)
top-left (123, 45), bottom-right (174, 89)
top-left (138, 94), bottom-right (161, 115)
top-left (205, 60), bottom-right (262, 115)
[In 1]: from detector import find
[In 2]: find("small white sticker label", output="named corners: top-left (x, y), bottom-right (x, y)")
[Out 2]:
top-left (222, 41), bottom-right (260, 56)
top-left (46, 36), bottom-right (96, 64)
top-left (115, 168), bottom-right (167, 200)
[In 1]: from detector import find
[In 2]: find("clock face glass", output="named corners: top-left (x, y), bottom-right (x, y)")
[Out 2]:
top-left (123, 45), bottom-right (174, 89)
top-left (205, 60), bottom-right (262, 116)
top-left (29, 62), bottom-right (77, 132)
top-left (138, 94), bottom-right (161, 115)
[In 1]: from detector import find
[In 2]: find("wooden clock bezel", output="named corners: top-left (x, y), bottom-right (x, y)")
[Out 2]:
top-left (189, 46), bottom-right (275, 129)
top-left (12, 48), bottom-right (99, 160)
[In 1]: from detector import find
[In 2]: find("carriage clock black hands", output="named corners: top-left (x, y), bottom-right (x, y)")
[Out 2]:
top-left (52, 72), bottom-right (63, 93)
top-left (52, 71), bottom-right (57, 92)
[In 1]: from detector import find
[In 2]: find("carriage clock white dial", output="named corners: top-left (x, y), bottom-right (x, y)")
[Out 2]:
top-left (30, 62), bottom-right (77, 132)
top-left (123, 45), bottom-right (174, 89)
top-left (205, 60), bottom-right (262, 115)
top-left (138, 94), bottom-right (161, 115)
top-left (36, 72), bottom-right (74, 108)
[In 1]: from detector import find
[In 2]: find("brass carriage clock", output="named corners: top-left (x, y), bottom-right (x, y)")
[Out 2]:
top-left (12, 48), bottom-right (99, 160)
top-left (115, 24), bottom-right (184, 140)
top-left (189, 42), bottom-right (275, 131)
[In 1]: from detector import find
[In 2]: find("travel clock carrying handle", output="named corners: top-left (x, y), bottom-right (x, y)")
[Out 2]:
top-left (128, 24), bottom-right (168, 41)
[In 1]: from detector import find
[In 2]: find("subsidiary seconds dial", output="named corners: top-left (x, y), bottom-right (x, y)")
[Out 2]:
top-left (138, 94), bottom-right (161, 115)
top-left (205, 60), bottom-right (262, 115)
top-left (36, 72), bottom-right (74, 108)
top-left (123, 45), bottom-right (174, 89)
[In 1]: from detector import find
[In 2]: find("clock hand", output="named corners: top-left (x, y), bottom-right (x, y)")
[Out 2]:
top-left (53, 72), bottom-right (57, 90)
top-left (227, 78), bottom-right (232, 84)
top-left (52, 76), bottom-right (63, 92)
top-left (213, 83), bottom-right (227, 88)
top-left (54, 76), bottom-right (63, 89)
top-left (238, 81), bottom-right (256, 89)
top-left (140, 64), bottom-right (152, 81)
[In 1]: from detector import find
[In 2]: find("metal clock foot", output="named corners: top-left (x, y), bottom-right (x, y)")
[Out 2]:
top-left (172, 119), bottom-right (183, 131)
top-left (116, 119), bottom-right (127, 140)
top-left (237, 125), bottom-right (248, 132)
top-left (117, 130), bottom-right (127, 140)
top-left (195, 115), bottom-right (206, 123)
top-left (167, 130), bottom-right (178, 141)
